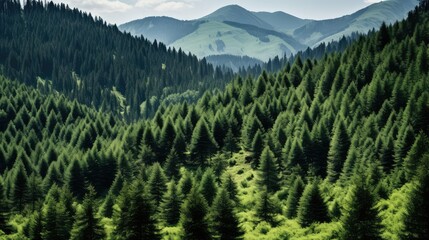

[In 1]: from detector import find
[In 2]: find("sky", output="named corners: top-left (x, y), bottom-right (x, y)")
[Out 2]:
top-left (49, 0), bottom-right (382, 25)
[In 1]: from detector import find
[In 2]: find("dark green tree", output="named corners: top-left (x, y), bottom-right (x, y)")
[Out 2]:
top-left (255, 187), bottom-right (279, 223)
top-left (189, 118), bottom-right (218, 164)
top-left (160, 180), bottom-right (182, 226)
top-left (0, 178), bottom-right (11, 234)
top-left (70, 186), bottom-right (105, 240)
top-left (340, 180), bottom-right (382, 240)
top-left (210, 188), bottom-right (243, 240)
top-left (327, 119), bottom-right (350, 182)
top-left (297, 182), bottom-right (329, 227)
top-left (180, 188), bottom-right (211, 240)
top-left (65, 159), bottom-right (86, 200)
top-left (285, 176), bottom-right (305, 219)
top-left (257, 146), bottom-right (280, 193)
top-left (199, 169), bottom-right (218, 206)
top-left (402, 155), bottom-right (429, 240)
top-left (148, 162), bottom-right (168, 206)
top-left (11, 160), bottom-right (29, 212)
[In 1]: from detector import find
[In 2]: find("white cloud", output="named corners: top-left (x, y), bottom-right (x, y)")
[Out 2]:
top-left (154, 1), bottom-right (193, 11)
top-left (135, 0), bottom-right (165, 8)
top-left (62, 0), bottom-right (132, 12)
top-left (364, 0), bottom-right (381, 3)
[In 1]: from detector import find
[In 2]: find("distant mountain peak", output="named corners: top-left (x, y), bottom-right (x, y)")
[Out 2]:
top-left (200, 4), bottom-right (274, 30)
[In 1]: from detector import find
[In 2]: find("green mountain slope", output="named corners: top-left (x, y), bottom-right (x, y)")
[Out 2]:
top-left (253, 11), bottom-right (312, 34)
top-left (294, 0), bottom-right (419, 46)
top-left (169, 21), bottom-right (299, 62)
top-left (119, 17), bottom-right (202, 45)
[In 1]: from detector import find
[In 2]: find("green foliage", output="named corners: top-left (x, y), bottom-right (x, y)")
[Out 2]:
top-left (148, 162), bottom-right (168, 206)
top-left (257, 146), bottom-right (280, 193)
top-left (113, 181), bottom-right (160, 240)
top-left (161, 180), bottom-right (182, 226)
top-left (198, 169), bottom-right (218, 206)
top-left (285, 176), bottom-right (305, 219)
top-left (210, 188), bottom-right (243, 240)
top-left (180, 188), bottom-right (212, 240)
top-left (340, 180), bottom-right (382, 239)
top-left (70, 186), bottom-right (106, 240)
top-left (297, 182), bottom-right (329, 227)
top-left (327, 119), bottom-right (350, 183)
top-left (189, 118), bottom-right (218, 164)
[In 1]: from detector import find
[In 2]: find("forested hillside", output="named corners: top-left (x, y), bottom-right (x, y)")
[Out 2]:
top-left (0, 0), bottom-right (232, 121)
top-left (1, 0), bottom-right (429, 239)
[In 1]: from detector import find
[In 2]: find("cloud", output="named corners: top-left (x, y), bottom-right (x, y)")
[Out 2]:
top-left (154, 1), bottom-right (193, 11)
top-left (364, 0), bottom-right (381, 3)
top-left (62, 0), bottom-right (132, 12)
top-left (135, 0), bottom-right (165, 8)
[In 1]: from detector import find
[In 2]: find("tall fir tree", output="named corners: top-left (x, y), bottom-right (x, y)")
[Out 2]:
top-left (189, 118), bottom-right (218, 164)
top-left (327, 119), bottom-right (350, 182)
top-left (70, 185), bottom-right (105, 240)
top-left (257, 146), bottom-right (280, 193)
top-left (297, 182), bottom-right (329, 227)
top-left (285, 176), bottom-right (305, 219)
top-left (180, 187), bottom-right (212, 240)
top-left (210, 188), bottom-right (243, 240)
top-left (198, 169), bottom-right (218, 206)
top-left (340, 180), bottom-right (382, 240)
top-left (148, 162), bottom-right (168, 206)
top-left (161, 180), bottom-right (182, 226)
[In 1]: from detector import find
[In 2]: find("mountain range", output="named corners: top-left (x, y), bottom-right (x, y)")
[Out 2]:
top-left (120, 0), bottom-right (418, 67)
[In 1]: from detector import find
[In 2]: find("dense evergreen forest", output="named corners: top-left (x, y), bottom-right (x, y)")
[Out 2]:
top-left (0, 0), bottom-right (233, 121)
top-left (1, 0), bottom-right (429, 239)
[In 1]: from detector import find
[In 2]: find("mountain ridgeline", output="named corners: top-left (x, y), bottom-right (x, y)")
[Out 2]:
top-left (120, 0), bottom-right (419, 69)
top-left (1, 0), bottom-right (429, 239)
top-left (0, 0), bottom-right (233, 121)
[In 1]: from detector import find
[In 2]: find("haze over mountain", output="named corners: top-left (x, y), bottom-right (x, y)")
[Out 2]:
top-left (120, 0), bottom-right (418, 67)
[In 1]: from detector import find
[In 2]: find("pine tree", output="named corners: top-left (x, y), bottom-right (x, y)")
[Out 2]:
top-left (257, 146), bottom-right (280, 193)
top-left (70, 186), bottom-right (105, 240)
top-left (178, 170), bottom-right (194, 197)
top-left (251, 129), bottom-right (264, 166)
top-left (340, 180), bottom-right (382, 240)
top-left (199, 169), bottom-right (218, 206)
top-left (180, 188), bottom-right (211, 240)
top-left (402, 155), bottom-right (429, 240)
top-left (0, 178), bottom-right (11, 234)
top-left (210, 188), bottom-right (243, 240)
top-left (223, 128), bottom-right (237, 157)
top-left (297, 182), bottom-right (329, 227)
top-left (65, 159), bottom-right (86, 200)
top-left (222, 172), bottom-right (239, 203)
top-left (285, 176), bottom-right (305, 219)
top-left (255, 187), bottom-right (278, 223)
top-left (189, 118), bottom-right (218, 164)
top-left (327, 119), bottom-right (350, 182)
top-left (403, 134), bottom-right (429, 181)
top-left (148, 162), bottom-right (168, 206)
top-left (161, 180), bottom-right (182, 226)
top-left (28, 209), bottom-right (43, 240)
top-left (113, 181), bottom-right (160, 240)
top-left (11, 160), bottom-right (29, 212)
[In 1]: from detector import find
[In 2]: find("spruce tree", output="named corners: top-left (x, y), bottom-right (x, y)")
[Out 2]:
top-left (297, 182), bottom-right (329, 227)
top-left (251, 129), bottom-right (264, 166)
top-left (70, 186), bottom-right (105, 240)
top-left (180, 188), bottom-right (211, 240)
top-left (65, 159), bottom-right (86, 200)
top-left (255, 187), bottom-right (278, 223)
top-left (28, 209), bottom-right (43, 240)
top-left (0, 178), bottom-right (11, 234)
top-left (285, 176), bottom-right (305, 219)
top-left (210, 188), bottom-right (243, 240)
top-left (189, 118), bottom-right (218, 164)
top-left (222, 172), bottom-right (239, 203)
top-left (11, 160), bottom-right (29, 212)
top-left (327, 119), bottom-right (350, 182)
top-left (198, 169), bottom-right (218, 206)
top-left (113, 181), bottom-right (160, 240)
top-left (161, 180), bottom-right (182, 226)
top-left (340, 180), bottom-right (382, 240)
top-left (257, 146), bottom-right (280, 193)
top-left (402, 155), bottom-right (429, 240)
top-left (148, 162), bottom-right (168, 206)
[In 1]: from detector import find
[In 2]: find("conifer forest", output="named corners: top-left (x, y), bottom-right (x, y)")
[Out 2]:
top-left (0, 0), bottom-right (429, 239)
